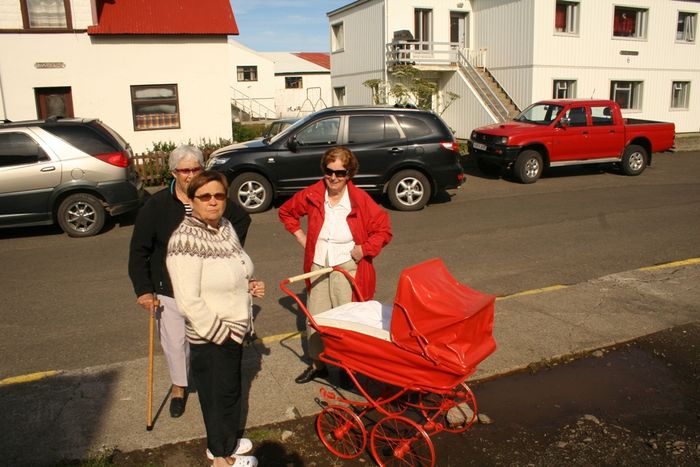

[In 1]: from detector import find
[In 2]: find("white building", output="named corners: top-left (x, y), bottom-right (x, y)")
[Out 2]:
top-left (328, 0), bottom-right (700, 137)
top-left (0, 0), bottom-right (238, 152)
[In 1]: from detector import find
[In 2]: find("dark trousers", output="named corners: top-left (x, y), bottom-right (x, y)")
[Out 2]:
top-left (190, 339), bottom-right (243, 458)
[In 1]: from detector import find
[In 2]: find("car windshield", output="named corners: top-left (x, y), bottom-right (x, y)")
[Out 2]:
top-left (268, 115), bottom-right (313, 144)
top-left (514, 103), bottom-right (564, 125)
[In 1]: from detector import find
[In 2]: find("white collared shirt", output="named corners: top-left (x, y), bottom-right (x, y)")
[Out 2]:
top-left (313, 188), bottom-right (354, 266)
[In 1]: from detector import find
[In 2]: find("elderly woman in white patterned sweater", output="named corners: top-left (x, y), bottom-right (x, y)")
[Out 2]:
top-left (166, 170), bottom-right (264, 467)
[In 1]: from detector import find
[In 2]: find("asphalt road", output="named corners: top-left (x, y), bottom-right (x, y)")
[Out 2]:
top-left (1, 151), bottom-right (699, 379)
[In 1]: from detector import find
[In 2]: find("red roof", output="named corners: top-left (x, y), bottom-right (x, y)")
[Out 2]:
top-left (87, 0), bottom-right (238, 35)
top-left (294, 53), bottom-right (331, 70)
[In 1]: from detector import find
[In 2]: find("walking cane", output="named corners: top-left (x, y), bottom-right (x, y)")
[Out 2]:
top-left (146, 298), bottom-right (159, 431)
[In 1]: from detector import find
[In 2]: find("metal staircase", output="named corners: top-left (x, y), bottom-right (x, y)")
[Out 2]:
top-left (456, 50), bottom-right (520, 122)
top-left (230, 86), bottom-right (278, 120)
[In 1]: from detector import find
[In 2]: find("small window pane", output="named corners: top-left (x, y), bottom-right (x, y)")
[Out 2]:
top-left (553, 80), bottom-right (577, 99)
top-left (591, 106), bottom-right (614, 126)
top-left (671, 81), bottom-right (690, 109)
top-left (131, 84), bottom-right (180, 131)
top-left (610, 81), bottom-right (643, 110)
top-left (677, 12), bottom-right (696, 42)
top-left (285, 77), bottom-right (303, 89)
top-left (613, 7), bottom-right (647, 39)
top-left (0, 132), bottom-right (47, 167)
top-left (564, 107), bottom-right (587, 127)
top-left (555, 1), bottom-right (579, 34)
top-left (397, 116), bottom-right (432, 138)
top-left (43, 125), bottom-right (116, 155)
top-left (26, 0), bottom-right (67, 28)
top-left (332, 23), bottom-right (344, 52)
top-left (237, 66), bottom-right (258, 82)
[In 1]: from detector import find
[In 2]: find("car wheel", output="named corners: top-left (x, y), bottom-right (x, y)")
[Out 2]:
top-left (621, 144), bottom-right (647, 176)
top-left (387, 170), bottom-right (431, 211)
top-left (513, 150), bottom-right (543, 184)
top-left (476, 157), bottom-right (501, 176)
top-left (230, 172), bottom-right (273, 213)
top-left (57, 193), bottom-right (106, 237)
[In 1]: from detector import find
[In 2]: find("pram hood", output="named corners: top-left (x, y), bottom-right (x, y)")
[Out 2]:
top-left (390, 258), bottom-right (496, 374)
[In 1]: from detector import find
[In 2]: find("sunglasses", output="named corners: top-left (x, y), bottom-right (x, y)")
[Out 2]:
top-left (174, 167), bottom-right (202, 175)
top-left (194, 193), bottom-right (227, 202)
top-left (324, 167), bottom-right (348, 178)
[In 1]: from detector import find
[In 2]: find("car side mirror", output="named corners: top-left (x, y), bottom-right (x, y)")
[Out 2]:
top-left (286, 136), bottom-right (298, 152)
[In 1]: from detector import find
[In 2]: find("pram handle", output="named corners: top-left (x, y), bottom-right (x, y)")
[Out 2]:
top-left (283, 267), bottom-right (335, 284)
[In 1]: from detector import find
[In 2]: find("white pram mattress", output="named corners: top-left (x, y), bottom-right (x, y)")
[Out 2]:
top-left (314, 300), bottom-right (393, 341)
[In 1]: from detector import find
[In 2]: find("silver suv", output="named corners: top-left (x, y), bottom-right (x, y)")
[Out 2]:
top-left (0, 118), bottom-right (144, 237)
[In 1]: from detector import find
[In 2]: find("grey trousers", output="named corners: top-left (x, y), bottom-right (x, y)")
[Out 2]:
top-left (156, 294), bottom-right (190, 388)
top-left (306, 259), bottom-right (357, 361)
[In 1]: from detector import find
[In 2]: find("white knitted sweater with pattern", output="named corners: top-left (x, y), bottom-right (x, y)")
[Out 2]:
top-left (166, 216), bottom-right (254, 345)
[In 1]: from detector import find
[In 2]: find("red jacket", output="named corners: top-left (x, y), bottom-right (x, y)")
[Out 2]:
top-left (279, 180), bottom-right (392, 300)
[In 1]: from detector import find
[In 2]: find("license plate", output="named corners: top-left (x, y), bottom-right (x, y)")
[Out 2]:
top-left (472, 142), bottom-right (487, 151)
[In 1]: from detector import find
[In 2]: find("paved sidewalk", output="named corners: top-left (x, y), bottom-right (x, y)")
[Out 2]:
top-left (1, 261), bottom-right (699, 466)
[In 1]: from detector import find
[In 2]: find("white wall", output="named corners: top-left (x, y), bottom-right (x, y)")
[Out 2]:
top-left (229, 40), bottom-right (276, 118)
top-left (0, 33), bottom-right (234, 152)
top-left (274, 73), bottom-right (331, 117)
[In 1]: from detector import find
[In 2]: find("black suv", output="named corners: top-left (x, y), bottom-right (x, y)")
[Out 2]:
top-left (206, 106), bottom-right (464, 213)
top-left (0, 118), bottom-right (144, 237)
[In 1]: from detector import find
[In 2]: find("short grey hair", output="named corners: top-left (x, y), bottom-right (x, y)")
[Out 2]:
top-left (168, 145), bottom-right (204, 171)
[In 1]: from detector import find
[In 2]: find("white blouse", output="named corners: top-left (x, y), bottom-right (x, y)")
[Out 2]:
top-left (313, 187), bottom-right (354, 267)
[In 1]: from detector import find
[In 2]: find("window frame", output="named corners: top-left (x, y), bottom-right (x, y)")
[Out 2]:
top-left (20, 0), bottom-right (72, 30)
top-left (555, 1), bottom-right (580, 35)
top-left (612, 6), bottom-right (648, 40)
top-left (333, 87), bottom-right (346, 106)
top-left (237, 66), bottom-right (258, 82)
top-left (670, 81), bottom-right (691, 110)
top-left (610, 80), bottom-right (643, 110)
top-left (285, 76), bottom-right (303, 89)
top-left (676, 11), bottom-right (696, 43)
top-left (130, 84), bottom-right (181, 132)
top-left (553, 79), bottom-right (577, 99)
top-left (414, 8), bottom-right (433, 50)
top-left (331, 22), bottom-right (344, 52)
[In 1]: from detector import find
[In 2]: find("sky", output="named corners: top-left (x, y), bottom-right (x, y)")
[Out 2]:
top-left (230, 0), bottom-right (350, 52)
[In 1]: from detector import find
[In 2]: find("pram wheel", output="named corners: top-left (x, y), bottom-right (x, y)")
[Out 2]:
top-left (370, 415), bottom-right (435, 467)
top-left (417, 382), bottom-right (478, 433)
top-left (316, 405), bottom-right (367, 459)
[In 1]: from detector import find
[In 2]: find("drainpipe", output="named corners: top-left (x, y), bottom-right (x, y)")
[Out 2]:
top-left (384, 0), bottom-right (389, 103)
top-left (0, 62), bottom-right (7, 120)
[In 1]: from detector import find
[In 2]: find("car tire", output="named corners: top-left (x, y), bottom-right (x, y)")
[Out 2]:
top-left (230, 172), bottom-right (273, 213)
top-left (476, 157), bottom-right (501, 176)
top-left (387, 170), bottom-right (431, 211)
top-left (621, 144), bottom-right (647, 176)
top-left (513, 150), bottom-right (543, 184)
top-left (57, 193), bottom-right (106, 237)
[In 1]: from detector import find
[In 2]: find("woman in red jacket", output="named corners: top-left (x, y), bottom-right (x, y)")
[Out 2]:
top-left (279, 147), bottom-right (393, 384)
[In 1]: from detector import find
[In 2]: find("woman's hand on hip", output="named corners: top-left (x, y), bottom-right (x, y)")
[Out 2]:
top-left (351, 244), bottom-right (364, 263)
top-left (249, 280), bottom-right (265, 298)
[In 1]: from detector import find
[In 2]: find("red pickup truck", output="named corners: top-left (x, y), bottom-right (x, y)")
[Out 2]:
top-left (467, 99), bottom-right (675, 183)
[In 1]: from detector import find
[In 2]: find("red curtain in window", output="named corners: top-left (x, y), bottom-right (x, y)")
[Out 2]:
top-left (614, 10), bottom-right (635, 36)
top-left (555, 5), bottom-right (566, 30)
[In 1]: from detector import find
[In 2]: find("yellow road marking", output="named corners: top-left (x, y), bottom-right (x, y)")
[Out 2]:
top-left (639, 257), bottom-right (700, 271)
top-left (497, 284), bottom-right (569, 301)
top-left (0, 370), bottom-right (61, 386)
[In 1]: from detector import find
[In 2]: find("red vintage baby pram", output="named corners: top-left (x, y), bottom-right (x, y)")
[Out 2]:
top-left (279, 258), bottom-right (496, 466)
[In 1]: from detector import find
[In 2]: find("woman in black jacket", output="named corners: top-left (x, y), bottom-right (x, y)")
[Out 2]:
top-left (128, 145), bottom-right (251, 419)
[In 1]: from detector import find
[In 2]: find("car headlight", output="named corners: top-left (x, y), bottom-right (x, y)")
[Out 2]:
top-left (497, 136), bottom-right (508, 145)
top-left (205, 157), bottom-right (228, 169)
top-left (470, 131), bottom-right (477, 140)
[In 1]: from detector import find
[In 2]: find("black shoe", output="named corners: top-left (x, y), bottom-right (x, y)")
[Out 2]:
top-left (169, 395), bottom-right (187, 418)
top-left (295, 366), bottom-right (329, 384)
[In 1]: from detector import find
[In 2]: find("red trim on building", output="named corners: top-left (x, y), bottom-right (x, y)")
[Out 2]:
top-left (87, 0), bottom-right (238, 35)
top-left (294, 53), bottom-right (331, 70)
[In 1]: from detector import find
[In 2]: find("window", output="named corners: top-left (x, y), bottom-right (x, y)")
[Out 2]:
top-left (591, 106), bottom-right (614, 126)
top-left (285, 77), bottom-right (303, 89)
top-left (131, 84), bottom-right (180, 131)
top-left (414, 9), bottom-right (433, 50)
top-left (553, 80), bottom-right (577, 98)
top-left (677, 12), bottom-right (696, 42)
top-left (397, 116), bottom-right (433, 138)
top-left (671, 81), bottom-right (691, 109)
top-left (296, 118), bottom-right (340, 146)
top-left (555, 1), bottom-right (579, 34)
top-left (563, 107), bottom-right (588, 127)
top-left (331, 22), bottom-right (344, 52)
top-left (35, 87), bottom-right (73, 119)
top-left (0, 132), bottom-right (48, 167)
top-left (237, 66), bottom-right (258, 82)
top-left (610, 81), bottom-right (643, 110)
top-left (347, 116), bottom-right (401, 144)
top-left (21, 0), bottom-right (71, 29)
top-left (334, 87), bottom-right (345, 106)
top-left (613, 7), bottom-right (647, 39)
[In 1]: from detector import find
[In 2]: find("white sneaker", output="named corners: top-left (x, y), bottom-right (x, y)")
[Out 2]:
top-left (227, 455), bottom-right (258, 467)
top-left (206, 438), bottom-right (253, 459)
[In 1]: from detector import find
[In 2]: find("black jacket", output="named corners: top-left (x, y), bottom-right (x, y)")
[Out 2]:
top-left (128, 183), bottom-right (251, 298)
